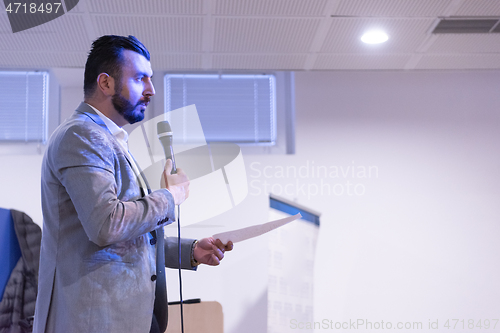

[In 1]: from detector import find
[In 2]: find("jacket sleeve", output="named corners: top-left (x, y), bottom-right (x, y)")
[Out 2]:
top-left (164, 237), bottom-right (198, 270)
top-left (50, 122), bottom-right (176, 247)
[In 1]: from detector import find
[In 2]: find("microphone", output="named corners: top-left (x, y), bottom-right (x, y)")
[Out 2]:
top-left (157, 121), bottom-right (177, 174)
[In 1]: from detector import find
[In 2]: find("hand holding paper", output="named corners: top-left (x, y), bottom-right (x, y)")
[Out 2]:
top-left (193, 238), bottom-right (233, 266)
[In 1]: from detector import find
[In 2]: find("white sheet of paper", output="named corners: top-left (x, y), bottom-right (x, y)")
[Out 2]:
top-left (213, 213), bottom-right (302, 244)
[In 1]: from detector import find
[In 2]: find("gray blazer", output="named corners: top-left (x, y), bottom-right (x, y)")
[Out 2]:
top-left (34, 103), bottom-right (195, 333)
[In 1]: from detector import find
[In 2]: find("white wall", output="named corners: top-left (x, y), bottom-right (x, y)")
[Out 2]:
top-left (270, 71), bottom-right (500, 331)
top-left (2, 69), bottom-right (500, 332)
top-left (0, 154), bottom-right (44, 224)
top-left (165, 70), bottom-right (500, 333)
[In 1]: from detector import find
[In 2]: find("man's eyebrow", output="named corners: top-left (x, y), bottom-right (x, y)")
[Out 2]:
top-left (136, 71), bottom-right (153, 78)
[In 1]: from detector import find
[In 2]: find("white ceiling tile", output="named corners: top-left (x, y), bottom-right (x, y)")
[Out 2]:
top-left (321, 18), bottom-right (435, 53)
top-left (214, 0), bottom-right (328, 16)
top-left (454, 0), bottom-right (500, 16)
top-left (87, 0), bottom-right (203, 14)
top-left (335, 0), bottom-right (453, 17)
top-left (314, 54), bottom-right (411, 69)
top-left (212, 54), bottom-right (307, 69)
top-left (0, 14), bottom-right (90, 52)
top-left (93, 16), bottom-right (203, 52)
top-left (416, 54), bottom-right (500, 69)
top-left (428, 34), bottom-right (500, 53)
top-left (214, 18), bottom-right (320, 52)
top-left (0, 0), bottom-right (500, 71)
top-left (0, 51), bottom-right (86, 68)
top-left (152, 54), bottom-right (203, 70)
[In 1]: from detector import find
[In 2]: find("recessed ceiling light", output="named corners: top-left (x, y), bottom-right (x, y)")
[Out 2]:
top-left (361, 31), bottom-right (389, 44)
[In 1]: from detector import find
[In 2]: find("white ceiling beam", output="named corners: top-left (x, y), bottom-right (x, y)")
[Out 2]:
top-left (77, 0), bottom-right (98, 44)
top-left (304, 0), bottom-right (341, 70)
top-left (404, 9), bottom-right (449, 70)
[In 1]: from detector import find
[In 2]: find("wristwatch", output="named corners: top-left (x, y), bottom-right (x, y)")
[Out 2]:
top-left (191, 240), bottom-right (200, 267)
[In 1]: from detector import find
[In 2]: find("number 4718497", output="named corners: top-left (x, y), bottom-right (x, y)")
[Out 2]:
top-left (5, 2), bottom-right (62, 14)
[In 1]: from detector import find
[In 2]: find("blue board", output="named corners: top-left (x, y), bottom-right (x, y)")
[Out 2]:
top-left (270, 196), bottom-right (320, 226)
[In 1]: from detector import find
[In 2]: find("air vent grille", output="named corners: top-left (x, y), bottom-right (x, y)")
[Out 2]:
top-left (433, 19), bottom-right (500, 34)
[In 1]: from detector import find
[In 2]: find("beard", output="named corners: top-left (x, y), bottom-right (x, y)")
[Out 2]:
top-left (112, 91), bottom-right (149, 125)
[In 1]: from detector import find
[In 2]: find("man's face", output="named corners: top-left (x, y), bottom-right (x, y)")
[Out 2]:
top-left (112, 50), bottom-right (155, 124)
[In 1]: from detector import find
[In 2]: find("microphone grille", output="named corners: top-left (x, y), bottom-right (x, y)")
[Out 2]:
top-left (157, 121), bottom-right (172, 135)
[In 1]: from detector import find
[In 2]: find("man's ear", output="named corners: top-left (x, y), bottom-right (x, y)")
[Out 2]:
top-left (96, 73), bottom-right (115, 96)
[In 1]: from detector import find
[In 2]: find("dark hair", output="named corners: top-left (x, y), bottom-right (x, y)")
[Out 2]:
top-left (84, 35), bottom-right (150, 98)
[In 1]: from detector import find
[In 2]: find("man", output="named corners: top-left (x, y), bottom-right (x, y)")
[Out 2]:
top-left (33, 35), bottom-right (232, 333)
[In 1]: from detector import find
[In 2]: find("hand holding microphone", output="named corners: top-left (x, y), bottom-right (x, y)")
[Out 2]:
top-left (157, 120), bottom-right (190, 205)
top-left (161, 159), bottom-right (190, 205)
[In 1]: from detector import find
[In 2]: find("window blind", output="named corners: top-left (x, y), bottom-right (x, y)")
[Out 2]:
top-left (0, 71), bottom-right (49, 143)
top-left (164, 74), bottom-right (276, 144)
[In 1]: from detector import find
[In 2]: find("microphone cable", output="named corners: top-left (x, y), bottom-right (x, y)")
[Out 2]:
top-left (177, 204), bottom-right (185, 333)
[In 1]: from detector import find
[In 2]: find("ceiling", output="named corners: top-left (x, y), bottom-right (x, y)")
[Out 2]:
top-left (1, 0), bottom-right (500, 71)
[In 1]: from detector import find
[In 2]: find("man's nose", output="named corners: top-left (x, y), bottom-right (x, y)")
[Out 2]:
top-left (145, 80), bottom-right (155, 97)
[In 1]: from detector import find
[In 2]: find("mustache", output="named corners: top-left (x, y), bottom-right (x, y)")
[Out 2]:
top-left (137, 97), bottom-right (151, 106)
